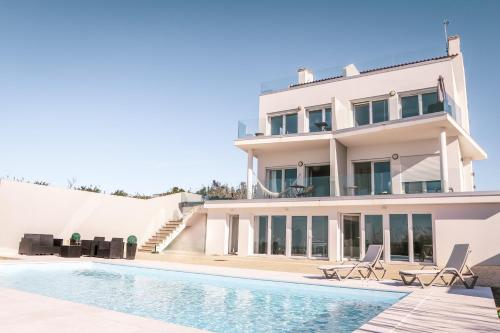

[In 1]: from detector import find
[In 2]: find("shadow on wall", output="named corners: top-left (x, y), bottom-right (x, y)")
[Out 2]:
top-left (437, 204), bottom-right (500, 220)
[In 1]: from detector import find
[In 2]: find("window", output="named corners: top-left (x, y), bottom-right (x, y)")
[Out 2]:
top-left (291, 216), bottom-right (307, 256)
top-left (306, 165), bottom-right (330, 197)
top-left (422, 92), bottom-right (443, 114)
top-left (403, 180), bottom-right (442, 194)
top-left (354, 99), bottom-right (389, 126)
top-left (271, 216), bottom-right (286, 255)
top-left (312, 216), bottom-right (328, 257)
top-left (365, 215), bottom-right (383, 250)
top-left (253, 216), bottom-right (268, 254)
top-left (401, 91), bottom-right (443, 118)
top-left (400, 154), bottom-right (441, 194)
top-left (354, 103), bottom-right (370, 126)
top-left (308, 107), bottom-right (332, 132)
top-left (372, 100), bottom-right (389, 123)
top-left (353, 161), bottom-right (391, 195)
top-left (267, 168), bottom-right (297, 194)
top-left (390, 214), bottom-right (409, 261)
top-left (270, 113), bottom-right (298, 135)
top-left (412, 214), bottom-right (433, 262)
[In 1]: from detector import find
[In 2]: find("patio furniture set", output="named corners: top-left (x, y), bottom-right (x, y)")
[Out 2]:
top-left (18, 234), bottom-right (137, 260)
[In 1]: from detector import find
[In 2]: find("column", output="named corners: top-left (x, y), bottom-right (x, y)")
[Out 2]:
top-left (439, 128), bottom-right (449, 192)
top-left (328, 213), bottom-right (340, 261)
top-left (330, 138), bottom-right (340, 196)
top-left (247, 149), bottom-right (254, 199)
top-left (383, 214), bottom-right (390, 262)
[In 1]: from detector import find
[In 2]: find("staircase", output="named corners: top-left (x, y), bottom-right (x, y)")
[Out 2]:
top-left (138, 204), bottom-right (202, 253)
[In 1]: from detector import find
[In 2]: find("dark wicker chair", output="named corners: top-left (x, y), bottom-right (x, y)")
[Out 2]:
top-left (18, 234), bottom-right (62, 255)
top-left (80, 240), bottom-right (93, 256)
top-left (90, 237), bottom-right (105, 257)
top-left (109, 238), bottom-right (124, 259)
top-left (96, 238), bottom-right (124, 259)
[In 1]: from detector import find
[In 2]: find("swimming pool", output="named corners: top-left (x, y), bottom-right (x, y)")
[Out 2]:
top-left (0, 262), bottom-right (405, 332)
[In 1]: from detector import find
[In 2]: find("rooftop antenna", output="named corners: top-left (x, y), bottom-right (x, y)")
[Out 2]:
top-left (443, 19), bottom-right (450, 53)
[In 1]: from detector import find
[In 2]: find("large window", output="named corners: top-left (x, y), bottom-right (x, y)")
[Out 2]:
top-left (306, 165), bottom-right (330, 197)
top-left (400, 154), bottom-right (441, 194)
top-left (253, 216), bottom-right (268, 254)
top-left (267, 168), bottom-right (297, 194)
top-left (291, 216), bottom-right (307, 256)
top-left (308, 107), bottom-right (332, 132)
top-left (270, 113), bottom-right (298, 135)
top-left (403, 180), bottom-right (442, 194)
top-left (401, 91), bottom-right (443, 119)
top-left (412, 214), bottom-right (433, 262)
top-left (354, 99), bottom-right (389, 126)
top-left (354, 161), bottom-right (391, 195)
top-left (271, 216), bottom-right (286, 255)
top-left (390, 214), bottom-right (409, 261)
top-left (312, 216), bottom-right (328, 257)
top-left (365, 215), bottom-right (383, 257)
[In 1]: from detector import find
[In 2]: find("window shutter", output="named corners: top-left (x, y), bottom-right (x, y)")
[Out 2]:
top-left (400, 154), bottom-right (441, 182)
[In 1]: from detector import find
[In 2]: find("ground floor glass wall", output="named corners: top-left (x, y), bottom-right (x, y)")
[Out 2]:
top-left (251, 212), bottom-right (433, 263)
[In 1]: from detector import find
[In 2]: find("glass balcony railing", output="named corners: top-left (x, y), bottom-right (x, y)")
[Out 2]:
top-left (252, 176), bottom-right (334, 199)
top-left (238, 119), bottom-right (265, 139)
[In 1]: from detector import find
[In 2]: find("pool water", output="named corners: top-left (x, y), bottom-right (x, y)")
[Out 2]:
top-left (0, 263), bottom-right (405, 332)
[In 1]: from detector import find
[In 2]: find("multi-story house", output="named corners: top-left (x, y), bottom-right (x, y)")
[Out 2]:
top-left (202, 36), bottom-right (500, 268)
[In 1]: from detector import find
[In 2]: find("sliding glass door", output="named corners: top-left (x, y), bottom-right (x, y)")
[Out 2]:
top-left (312, 216), bottom-right (328, 257)
top-left (271, 216), bottom-right (286, 255)
top-left (389, 214), bottom-right (409, 261)
top-left (306, 165), bottom-right (330, 197)
top-left (365, 215), bottom-right (383, 257)
top-left (354, 161), bottom-right (391, 195)
top-left (412, 214), bottom-right (433, 262)
top-left (253, 216), bottom-right (268, 254)
top-left (291, 216), bottom-right (307, 256)
top-left (343, 215), bottom-right (360, 259)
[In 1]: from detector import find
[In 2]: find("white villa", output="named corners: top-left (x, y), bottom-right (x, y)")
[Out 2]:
top-left (202, 36), bottom-right (500, 267)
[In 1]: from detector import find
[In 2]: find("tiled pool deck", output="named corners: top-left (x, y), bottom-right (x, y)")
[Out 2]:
top-left (0, 254), bottom-right (498, 332)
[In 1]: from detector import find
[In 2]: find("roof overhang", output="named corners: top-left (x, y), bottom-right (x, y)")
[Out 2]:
top-left (204, 191), bottom-right (500, 210)
top-left (332, 112), bottom-right (487, 160)
top-left (234, 132), bottom-right (331, 155)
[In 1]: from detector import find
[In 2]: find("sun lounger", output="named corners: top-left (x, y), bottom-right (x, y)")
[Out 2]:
top-left (318, 244), bottom-right (386, 281)
top-left (399, 243), bottom-right (478, 289)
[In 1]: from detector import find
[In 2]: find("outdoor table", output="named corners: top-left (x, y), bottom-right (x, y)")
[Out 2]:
top-left (290, 185), bottom-right (306, 197)
top-left (60, 245), bottom-right (82, 258)
top-left (315, 121), bottom-right (329, 131)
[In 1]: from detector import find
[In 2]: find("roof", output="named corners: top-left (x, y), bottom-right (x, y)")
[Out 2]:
top-left (289, 54), bottom-right (456, 89)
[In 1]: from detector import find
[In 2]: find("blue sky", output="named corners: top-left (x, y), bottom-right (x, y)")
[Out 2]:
top-left (0, 0), bottom-right (499, 194)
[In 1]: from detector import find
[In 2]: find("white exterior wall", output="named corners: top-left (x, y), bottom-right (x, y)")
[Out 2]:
top-left (0, 180), bottom-right (201, 252)
top-left (257, 146), bottom-right (329, 184)
top-left (259, 57), bottom-right (466, 132)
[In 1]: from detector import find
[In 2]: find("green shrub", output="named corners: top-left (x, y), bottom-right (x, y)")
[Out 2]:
top-left (111, 189), bottom-right (128, 197)
top-left (127, 235), bottom-right (137, 245)
top-left (78, 185), bottom-right (101, 193)
top-left (70, 233), bottom-right (81, 241)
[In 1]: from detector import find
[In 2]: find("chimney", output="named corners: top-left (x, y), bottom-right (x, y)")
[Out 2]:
top-left (447, 35), bottom-right (461, 55)
top-left (343, 64), bottom-right (360, 77)
top-left (297, 67), bottom-right (314, 84)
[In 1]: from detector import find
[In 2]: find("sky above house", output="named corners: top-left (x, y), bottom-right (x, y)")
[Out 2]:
top-left (0, 0), bottom-right (499, 194)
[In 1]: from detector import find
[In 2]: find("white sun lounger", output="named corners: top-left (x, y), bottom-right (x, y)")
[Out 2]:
top-left (318, 244), bottom-right (386, 281)
top-left (399, 243), bottom-right (478, 289)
